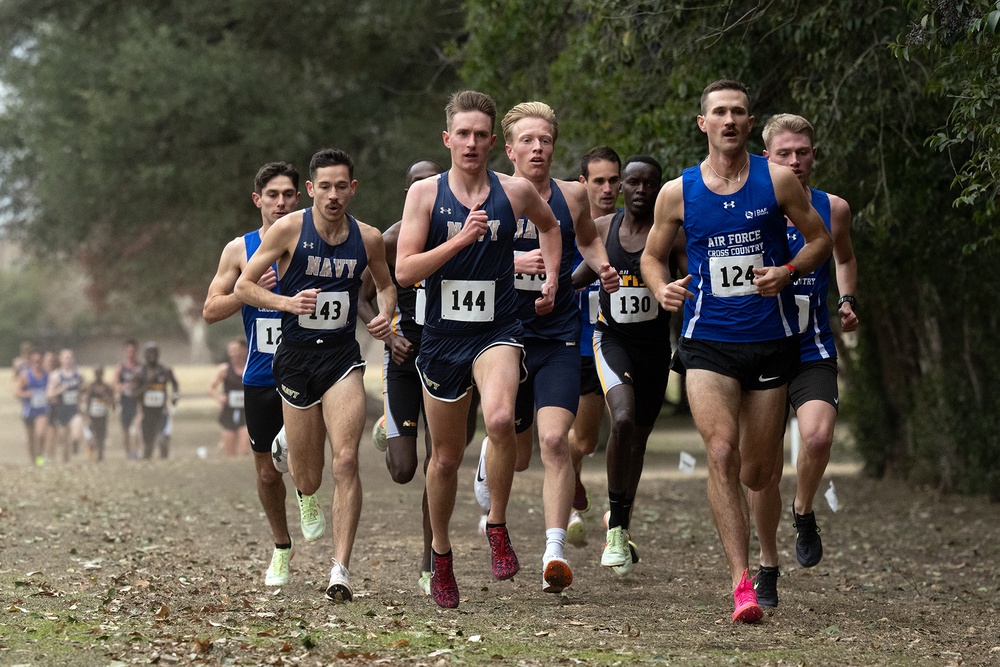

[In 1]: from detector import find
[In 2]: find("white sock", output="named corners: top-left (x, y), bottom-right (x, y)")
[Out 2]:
top-left (543, 528), bottom-right (566, 562)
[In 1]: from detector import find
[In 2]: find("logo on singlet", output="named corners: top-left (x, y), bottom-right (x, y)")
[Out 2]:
top-left (723, 201), bottom-right (735, 209)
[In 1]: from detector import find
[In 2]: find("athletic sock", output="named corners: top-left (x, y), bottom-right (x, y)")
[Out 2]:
top-left (608, 489), bottom-right (630, 530)
top-left (543, 528), bottom-right (566, 562)
top-left (274, 542), bottom-right (292, 551)
top-left (486, 521), bottom-right (506, 530)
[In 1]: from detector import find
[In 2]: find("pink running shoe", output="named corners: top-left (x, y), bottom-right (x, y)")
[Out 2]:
top-left (732, 569), bottom-right (763, 623)
top-left (486, 524), bottom-right (520, 580)
top-left (431, 550), bottom-right (459, 608)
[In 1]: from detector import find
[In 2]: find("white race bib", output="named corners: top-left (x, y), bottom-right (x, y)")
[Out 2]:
top-left (228, 390), bottom-right (245, 408)
top-left (441, 279), bottom-right (496, 323)
top-left (31, 390), bottom-right (47, 409)
top-left (62, 389), bottom-right (79, 406)
top-left (89, 401), bottom-right (108, 418)
top-left (709, 253), bottom-right (762, 297)
top-left (795, 294), bottom-right (811, 335)
top-left (612, 286), bottom-right (657, 323)
top-left (414, 286), bottom-right (426, 326)
top-left (513, 251), bottom-right (546, 292)
top-left (298, 291), bottom-right (350, 330)
top-left (588, 289), bottom-right (600, 325)
top-left (143, 390), bottom-right (166, 408)
top-left (255, 317), bottom-right (282, 354)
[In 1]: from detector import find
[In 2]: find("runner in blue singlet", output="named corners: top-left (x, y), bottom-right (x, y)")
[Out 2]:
top-left (641, 79), bottom-right (833, 624)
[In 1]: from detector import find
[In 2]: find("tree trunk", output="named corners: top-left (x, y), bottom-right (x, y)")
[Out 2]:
top-left (172, 294), bottom-right (211, 363)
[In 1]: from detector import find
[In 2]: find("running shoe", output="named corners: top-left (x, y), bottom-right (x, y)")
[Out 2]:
top-left (264, 542), bottom-right (294, 586)
top-left (297, 491), bottom-right (326, 542)
top-left (601, 526), bottom-right (630, 568)
top-left (793, 505), bottom-right (823, 567)
top-left (542, 556), bottom-right (573, 593)
top-left (732, 569), bottom-right (763, 623)
top-left (477, 512), bottom-right (488, 536)
top-left (271, 427), bottom-right (289, 473)
top-left (372, 415), bottom-right (388, 453)
top-left (612, 538), bottom-right (639, 576)
top-left (754, 565), bottom-right (779, 608)
top-left (572, 473), bottom-right (590, 513)
top-left (566, 511), bottom-right (587, 547)
top-left (326, 561), bottom-right (352, 602)
top-left (486, 524), bottom-right (519, 580)
top-left (474, 436), bottom-right (491, 511)
top-left (431, 551), bottom-right (459, 608)
top-left (417, 570), bottom-right (432, 596)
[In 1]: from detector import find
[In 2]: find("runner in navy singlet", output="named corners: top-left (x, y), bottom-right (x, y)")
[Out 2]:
top-left (473, 102), bottom-right (618, 595)
top-left (395, 91), bottom-right (561, 609)
top-left (204, 161), bottom-right (327, 587)
top-left (747, 113), bottom-right (859, 607)
top-left (209, 338), bottom-right (250, 456)
top-left (642, 80), bottom-right (832, 624)
top-left (235, 149), bottom-right (396, 603)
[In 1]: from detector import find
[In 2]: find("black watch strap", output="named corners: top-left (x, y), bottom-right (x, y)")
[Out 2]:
top-left (838, 294), bottom-right (857, 309)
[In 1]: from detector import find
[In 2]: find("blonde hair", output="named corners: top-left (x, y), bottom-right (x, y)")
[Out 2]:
top-left (762, 113), bottom-right (815, 150)
top-left (445, 91), bottom-right (497, 132)
top-left (500, 101), bottom-right (559, 144)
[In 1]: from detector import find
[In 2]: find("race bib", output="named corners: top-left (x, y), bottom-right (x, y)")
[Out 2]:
top-left (795, 294), bottom-right (811, 335)
top-left (588, 290), bottom-right (600, 325)
top-left (255, 317), bottom-right (282, 354)
top-left (612, 286), bottom-right (657, 323)
top-left (513, 251), bottom-right (545, 292)
top-left (709, 254), bottom-right (762, 297)
top-left (298, 291), bottom-right (349, 330)
top-left (441, 279), bottom-right (495, 323)
top-left (62, 389), bottom-right (79, 406)
top-left (414, 286), bottom-right (426, 326)
top-left (30, 389), bottom-right (47, 409)
top-left (143, 390), bottom-right (166, 408)
top-left (89, 401), bottom-right (108, 418)
top-left (228, 390), bottom-right (245, 408)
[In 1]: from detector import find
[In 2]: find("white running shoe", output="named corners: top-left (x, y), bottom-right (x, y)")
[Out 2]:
top-left (601, 526), bottom-right (630, 568)
top-left (477, 512), bottom-right (488, 536)
top-left (566, 511), bottom-right (587, 547)
top-left (326, 561), bottom-right (353, 602)
top-left (271, 427), bottom-right (289, 473)
top-left (417, 570), bottom-right (431, 596)
top-left (474, 436), bottom-right (491, 511)
top-left (297, 491), bottom-right (326, 542)
top-left (372, 415), bottom-right (388, 452)
top-left (264, 541), bottom-right (294, 586)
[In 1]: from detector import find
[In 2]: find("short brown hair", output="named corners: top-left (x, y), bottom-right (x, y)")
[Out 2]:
top-left (700, 79), bottom-right (751, 115)
top-left (762, 113), bottom-right (815, 150)
top-left (500, 101), bottom-right (558, 144)
top-left (445, 90), bottom-right (497, 132)
top-left (254, 161), bottom-right (299, 194)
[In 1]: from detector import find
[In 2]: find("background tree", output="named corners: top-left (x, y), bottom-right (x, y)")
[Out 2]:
top-left (457, 0), bottom-right (1000, 494)
top-left (0, 0), bottom-right (463, 360)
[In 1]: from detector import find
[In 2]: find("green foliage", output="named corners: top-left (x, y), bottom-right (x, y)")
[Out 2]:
top-left (457, 0), bottom-right (1000, 494)
top-left (0, 0), bottom-right (463, 306)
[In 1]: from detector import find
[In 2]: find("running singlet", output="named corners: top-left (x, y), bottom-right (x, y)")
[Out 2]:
top-left (242, 230), bottom-right (282, 386)
top-left (278, 208), bottom-right (368, 345)
top-left (573, 246), bottom-right (599, 357)
top-left (513, 180), bottom-right (579, 342)
top-left (223, 362), bottom-right (245, 410)
top-left (117, 363), bottom-right (140, 398)
top-left (21, 369), bottom-right (48, 418)
top-left (422, 170), bottom-right (519, 335)
top-left (597, 212), bottom-right (671, 342)
top-left (55, 370), bottom-right (82, 407)
top-left (680, 153), bottom-right (797, 342)
top-left (789, 189), bottom-right (836, 361)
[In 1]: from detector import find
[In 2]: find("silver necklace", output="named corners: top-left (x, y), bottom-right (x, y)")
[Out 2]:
top-left (705, 154), bottom-right (748, 184)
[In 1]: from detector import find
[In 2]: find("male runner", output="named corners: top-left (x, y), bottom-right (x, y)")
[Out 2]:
top-left (16, 349), bottom-right (49, 465)
top-left (567, 146), bottom-right (622, 546)
top-left (641, 79), bottom-right (832, 623)
top-left (359, 159), bottom-right (486, 594)
top-left (749, 113), bottom-right (859, 606)
top-left (474, 102), bottom-right (619, 593)
top-left (235, 148), bottom-right (395, 602)
top-left (134, 342), bottom-right (179, 460)
top-left (115, 339), bottom-right (141, 460)
top-left (205, 161), bottom-right (326, 586)
top-left (574, 157), bottom-right (684, 577)
top-left (395, 90), bottom-right (561, 608)
top-left (208, 337), bottom-right (251, 457)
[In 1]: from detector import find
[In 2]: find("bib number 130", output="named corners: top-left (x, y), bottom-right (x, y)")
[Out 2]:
top-left (441, 279), bottom-right (495, 323)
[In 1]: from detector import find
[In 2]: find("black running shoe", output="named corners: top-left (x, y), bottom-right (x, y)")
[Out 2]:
top-left (754, 565), bottom-right (780, 607)
top-left (793, 506), bottom-right (823, 568)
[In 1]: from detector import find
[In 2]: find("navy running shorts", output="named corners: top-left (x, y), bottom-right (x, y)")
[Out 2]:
top-left (514, 338), bottom-right (581, 432)
top-left (272, 337), bottom-right (365, 409)
top-left (416, 319), bottom-right (524, 402)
